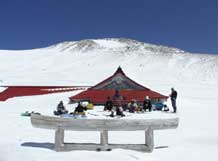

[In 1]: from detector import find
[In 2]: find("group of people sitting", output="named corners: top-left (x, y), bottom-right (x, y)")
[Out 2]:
top-left (104, 90), bottom-right (153, 117)
top-left (127, 96), bottom-right (152, 112)
top-left (54, 90), bottom-right (155, 117)
top-left (54, 101), bottom-right (87, 116)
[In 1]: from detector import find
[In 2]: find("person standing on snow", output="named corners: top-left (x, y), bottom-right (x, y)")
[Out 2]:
top-left (111, 89), bottom-right (125, 117)
top-left (170, 88), bottom-right (177, 113)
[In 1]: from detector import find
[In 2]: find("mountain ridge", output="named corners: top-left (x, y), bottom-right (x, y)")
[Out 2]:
top-left (0, 38), bottom-right (217, 86)
top-left (47, 38), bottom-right (186, 54)
top-left (1, 38), bottom-right (217, 56)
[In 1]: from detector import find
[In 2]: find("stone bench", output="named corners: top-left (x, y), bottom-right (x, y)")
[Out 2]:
top-left (30, 114), bottom-right (179, 152)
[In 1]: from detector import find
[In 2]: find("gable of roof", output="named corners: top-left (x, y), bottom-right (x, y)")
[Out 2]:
top-left (91, 67), bottom-right (150, 90)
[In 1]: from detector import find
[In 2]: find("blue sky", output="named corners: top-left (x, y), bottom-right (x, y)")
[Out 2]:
top-left (0, 0), bottom-right (217, 54)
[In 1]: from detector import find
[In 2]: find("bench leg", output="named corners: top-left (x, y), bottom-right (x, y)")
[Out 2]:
top-left (54, 127), bottom-right (64, 151)
top-left (100, 130), bottom-right (108, 149)
top-left (145, 128), bottom-right (154, 152)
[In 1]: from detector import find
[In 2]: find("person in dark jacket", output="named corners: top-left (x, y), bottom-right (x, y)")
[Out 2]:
top-left (54, 101), bottom-right (68, 115)
top-left (74, 102), bottom-right (87, 114)
top-left (170, 88), bottom-right (178, 113)
top-left (116, 106), bottom-right (125, 117)
top-left (143, 96), bottom-right (152, 112)
top-left (122, 96), bottom-right (128, 111)
top-left (104, 96), bottom-right (113, 111)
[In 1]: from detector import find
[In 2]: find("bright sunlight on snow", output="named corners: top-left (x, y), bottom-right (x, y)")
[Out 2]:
top-left (0, 38), bottom-right (218, 161)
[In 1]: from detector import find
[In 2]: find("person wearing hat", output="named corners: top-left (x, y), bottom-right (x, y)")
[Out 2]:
top-left (170, 88), bottom-right (178, 113)
top-left (143, 96), bottom-right (152, 112)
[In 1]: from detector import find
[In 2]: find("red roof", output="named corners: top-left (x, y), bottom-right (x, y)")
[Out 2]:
top-left (70, 89), bottom-right (168, 104)
top-left (70, 67), bottom-right (168, 104)
top-left (0, 86), bottom-right (88, 101)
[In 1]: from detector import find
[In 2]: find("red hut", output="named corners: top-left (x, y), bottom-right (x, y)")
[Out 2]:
top-left (69, 67), bottom-right (168, 105)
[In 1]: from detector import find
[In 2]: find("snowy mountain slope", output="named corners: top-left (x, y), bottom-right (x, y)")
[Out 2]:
top-left (0, 38), bottom-right (217, 87)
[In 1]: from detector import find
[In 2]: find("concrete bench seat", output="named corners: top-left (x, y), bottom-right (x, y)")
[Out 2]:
top-left (30, 114), bottom-right (179, 152)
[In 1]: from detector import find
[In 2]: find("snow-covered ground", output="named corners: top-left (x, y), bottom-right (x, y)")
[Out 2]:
top-left (0, 38), bottom-right (218, 161)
